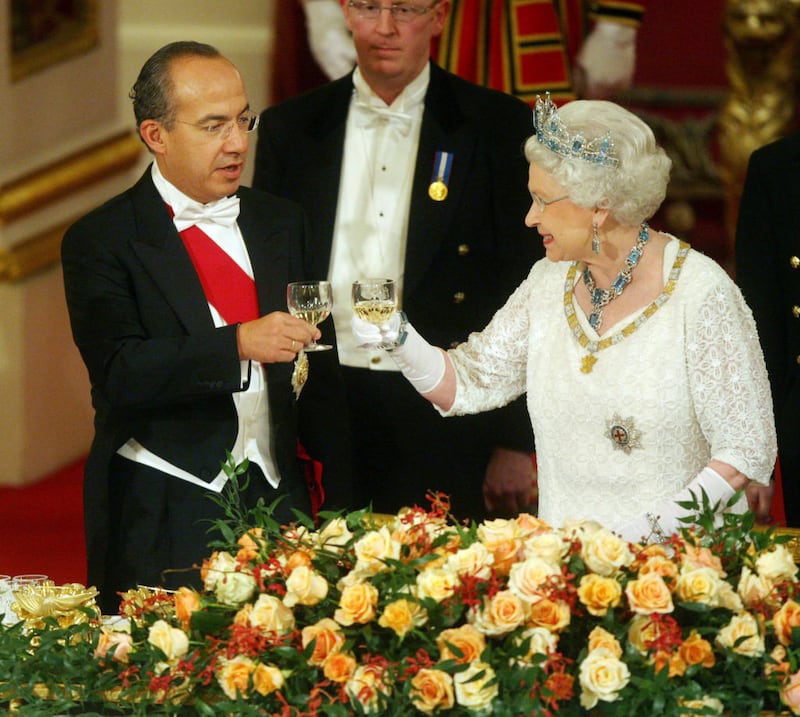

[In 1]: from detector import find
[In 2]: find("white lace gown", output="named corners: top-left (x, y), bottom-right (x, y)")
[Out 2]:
top-left (444, 237), bottom-right (777, 532)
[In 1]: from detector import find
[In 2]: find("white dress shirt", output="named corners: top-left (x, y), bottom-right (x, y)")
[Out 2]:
top-left (328, 64), bottom-right (428, 369)
top-left (116, 162), bottom-right (282, 491)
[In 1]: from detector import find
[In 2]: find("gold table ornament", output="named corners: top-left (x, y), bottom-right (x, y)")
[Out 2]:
top-left (11, 581), bottom-right (100, 629)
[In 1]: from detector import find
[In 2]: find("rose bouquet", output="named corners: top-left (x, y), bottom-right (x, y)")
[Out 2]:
top-left (2, 459), bottom-right (800, 716)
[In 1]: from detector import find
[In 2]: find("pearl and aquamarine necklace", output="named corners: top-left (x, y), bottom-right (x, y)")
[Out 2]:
top-left (582, 222), bottom-right (650, 331)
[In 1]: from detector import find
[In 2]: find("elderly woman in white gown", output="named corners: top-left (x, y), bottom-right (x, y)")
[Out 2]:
top-left (352, 96), bottom-right (776, 542)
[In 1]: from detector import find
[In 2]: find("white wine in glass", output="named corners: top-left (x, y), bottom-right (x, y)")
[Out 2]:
top-left (287, 280), bottom-right (333, 352)
top-left (352, 278), bottom-right (397, 349)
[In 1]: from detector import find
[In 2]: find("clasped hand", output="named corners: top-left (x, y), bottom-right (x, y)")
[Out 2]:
top-left (351, 312), bottom-right (401, 349)
top-left (237, 312), bottom-right (319, 363)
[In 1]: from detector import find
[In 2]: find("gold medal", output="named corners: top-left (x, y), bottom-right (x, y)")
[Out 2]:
top-left (428, 180), bottom-right (448, 201)
top-left (291, 351), bottom-right (308, 400)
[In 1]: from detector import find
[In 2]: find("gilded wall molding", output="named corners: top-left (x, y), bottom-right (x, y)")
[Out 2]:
top-left (0, 131), bottom-right (143, 282)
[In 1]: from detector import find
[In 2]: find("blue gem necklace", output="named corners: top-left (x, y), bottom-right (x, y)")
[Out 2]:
top-left (582, 222), bottom-right (650, 331)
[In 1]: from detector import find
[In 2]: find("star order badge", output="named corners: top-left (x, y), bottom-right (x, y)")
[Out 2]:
top-left (291, 350), bottom-right (308, 400)
top-left (606, 414), bottom-right (642, 454)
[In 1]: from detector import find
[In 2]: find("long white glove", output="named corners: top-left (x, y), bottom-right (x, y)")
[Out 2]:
top-left (351, 313), bottom-right (445, 394)
top-left (573, 21), bottom-right (637, 99)
top-left (616, 467), bottom-right (742, 543)
top-left (302, 0), bottom-right (357, 80)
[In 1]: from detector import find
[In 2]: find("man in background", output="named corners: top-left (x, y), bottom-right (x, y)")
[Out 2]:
top-left (254, 1), bottom-right (539, 520)
top-left (62, 41), bottom-right (351, 612)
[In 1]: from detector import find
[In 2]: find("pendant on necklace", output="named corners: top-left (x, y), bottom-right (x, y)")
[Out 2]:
top-left (581, 353), bottom-right (598, 373)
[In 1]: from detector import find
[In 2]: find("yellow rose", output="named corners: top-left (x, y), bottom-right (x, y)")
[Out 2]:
top-left (174, 587), bottom-right (201, 630)
top-left (317, 517), bottom-right (354, 553)
top-left (410, 668), bottom-right (455, 715)
top-left (578, 647), bottom-right (630, 710)
top-left (249, 594), bottom-right (296, 635)
top-left (678, 696), bottom-right (724, 717)
top-left (625, 573), bottom-right (674, 614)
top-left (674, 567), bottom-right (722, 606)
top-left (587, 626), bottom-right (622, 658)
top-left (217, 655), bottom-right (255, 700)
top-left (514, 626), bottom-right (559, 662)
top-left (774, 599), bottom-right (800, 646)
top-left (416, 566), bottom-right (459, 603)
top-left (301, 617), bottom-right (345, 666)
top-left (283, 565), bottom-right (328, 608)
top-left (346, 662), bottom-right (391, 713)
top-left (782, 670), bottom-right (800, 716)
top-left (378, 598), bottom-right (427, 638)
top-left (215, 568), bottom-right (257, 606)
top-left (469, 590), bottom-right (528, 637)
top-left (252, 662), bottom-right (284, 696)
top-left (201, 550), bottom-right (237, 591)
top-left (678, 631), bottom-right (715, 668)
top-left (437, 624), bottom-right (486, 664)
top-left (508, 557), bottom-right (561, 604)
top-left (528, 597), bottom-right (571, 633)
top-left (454, 662), bottom-right (498, 711)
top-left (578, 574), bottom-right (622, 617)
top-left (445, 542), bottom-right (494, 579)
top-left (335, 582), bottom-right (379, 626)
top-left (324, 652), bottom-right (357, 683)
top-left (581, 529), bottom-right (634, 576)
top-left (756, 544), bottom-right (798, 583)
top-left (715, 612), bottom-right (764, 657)
top-left (147, 619), bottom-right (188, 662)
top-left (353, 526), bottom-right (400, 574)
top-left (523, 530), bottom-right (568, 566)
top-left (628, 613), bottom-right (665, 655)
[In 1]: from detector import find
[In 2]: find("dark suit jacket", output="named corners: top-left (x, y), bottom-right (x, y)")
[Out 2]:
top-left (62, 168), bottom-right (351, 599)
top-left (736, 132), bottom-right (800, 523)
top-left (252, 62), bottom-right (541, 515)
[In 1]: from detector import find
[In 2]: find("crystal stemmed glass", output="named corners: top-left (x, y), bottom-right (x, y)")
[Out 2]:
top-left (286, 281), bottom-right (333, 351)
top-left (352, 278), bottom-right (397, 349)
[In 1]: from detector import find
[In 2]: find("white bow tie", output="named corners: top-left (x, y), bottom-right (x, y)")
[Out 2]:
top-left (172, 196), bottom-right (240, 231)
top-left (352, 99), bottom-right (413, 136)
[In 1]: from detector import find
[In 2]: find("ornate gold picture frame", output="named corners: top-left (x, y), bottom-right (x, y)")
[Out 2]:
top-left (10, 0), bottom-right (98, 82)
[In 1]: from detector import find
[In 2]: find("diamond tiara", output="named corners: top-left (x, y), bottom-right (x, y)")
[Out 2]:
top-left (533, 93), bottom-right (620, 168)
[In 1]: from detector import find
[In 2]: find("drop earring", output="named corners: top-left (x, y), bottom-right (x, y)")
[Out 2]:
top-left (592, 222), bottom-right (600, 254)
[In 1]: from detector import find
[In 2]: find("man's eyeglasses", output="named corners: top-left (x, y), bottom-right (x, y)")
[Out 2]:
top-left (347, 1), bottom-right (439, 23)
top-left (175, 109), bottom-right (260, 140)
top-left (529, 192), bottom-right (568, 213)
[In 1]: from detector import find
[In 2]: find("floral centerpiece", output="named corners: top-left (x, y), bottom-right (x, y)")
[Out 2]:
top-left (2, 459), bottom-right (800, 716)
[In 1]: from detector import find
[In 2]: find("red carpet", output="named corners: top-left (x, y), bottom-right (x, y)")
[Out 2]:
top-left (0, 458), bottom-right (86, 585)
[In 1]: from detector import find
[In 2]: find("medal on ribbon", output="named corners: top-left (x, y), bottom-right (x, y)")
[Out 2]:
top-left (292, 350), bottom-right (308, 400)
top-left (429, 151), bottom-right (453, 201)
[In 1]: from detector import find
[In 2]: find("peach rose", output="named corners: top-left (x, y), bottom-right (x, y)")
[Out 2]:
top-left (528, 597), bottom-right (571, 633)
top-left (638, 554), bottom-right (679, 582)
top-left (236, 527), bottom-right (264, 562)
top-left (324, 652), bottom-right (357, 683)
top-left (217, 655), bottom-right (255, 700)
top-left (284, 550), bottom-right (313, 573)
top-left (716, 612), bottom-right (764, 657)
top-left (410, 668), bottom-right (455, 715)
top-left (416, 566), bottom-right (459, 603)
top-left (249, 594), bottom-right (295, 635)
top-left (628, 613), bottom-right (665, 655)
top-left (437, 624), bottom-right (486, 664)
top-left (174, 587), bottom-right (201, 630)
top-left (284, 565), bottom-right (328, 608)
top-left (301, 617), bottom-right (345, 666)
top-left (581, 529), bottom-right (633, 576)
top-left (523, 530), bottom-right (568, 566)
top-left (625, 573), bottom-right (674, 614)
top-left (94, 628), bottom-right (133, 663)
top-left (378, 598), bottom-right (427, 637)
top-left (783, 670), bottom-right (800, 716)
top-left (147, 620), bottom-right (188, 662)
top-left (757, 544), bottom-right (798, 583)
top-left (678, 631), bottom-right (715, 668)
top-left (774, 599), bottom-right (800, 646)
top-left (508, 557), bottom-right (561, 604)
top-left (737, 565), bottom-right (775, 608)
top-left (578, 647), bottom-right (630, 710)
top-left (578, 574), bottom-right (622, 617)
top-left (252, 662), bottom-right (285, 696)
top-left (680, 543), bottom-right (725, 576)
top-left (353, 526), bottom-right (400, 574)
top-left (454, 662), bottom-right (498, 711)
top-left (674, 567), bottom-right (722, 606)
top-left (587, 626), bottom-right (622, 658)
top-left (515, 512), bottom-right (552, 534)
top-left (653, 649), bottom-right (686, 678)
top-left (201, 550), bottom-right (236, 591)
top-left (334, 582), bottom-right (379, 626)
top-left (469, 590), bottom-right (528, 637)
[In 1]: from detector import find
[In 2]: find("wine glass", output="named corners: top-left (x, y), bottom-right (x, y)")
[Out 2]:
top-left (352, 278), bottom-right (397, 349)
top-left (287, 281), bottom-right (333, 351)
